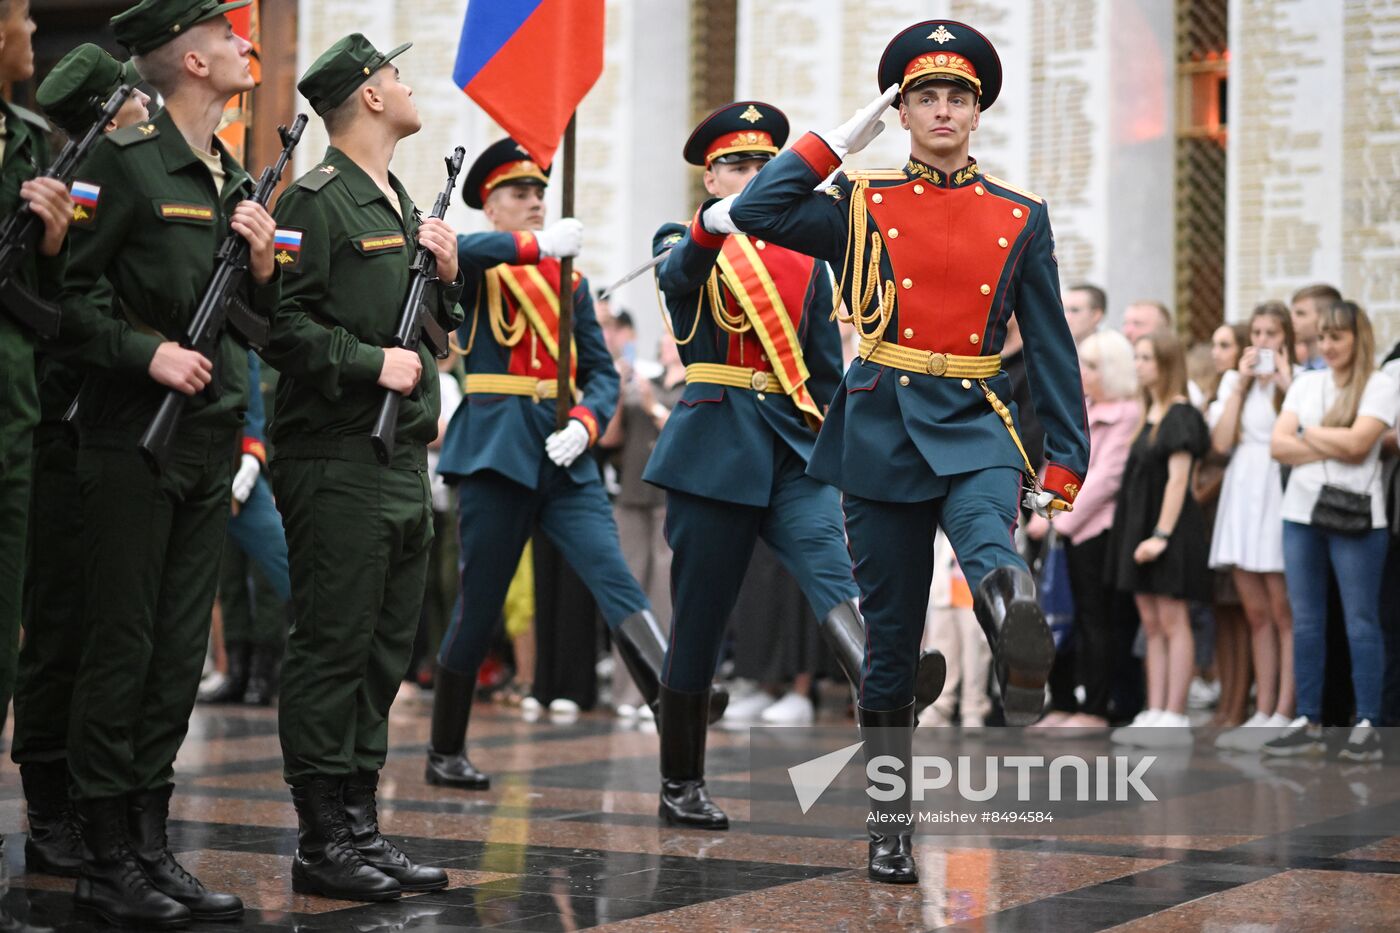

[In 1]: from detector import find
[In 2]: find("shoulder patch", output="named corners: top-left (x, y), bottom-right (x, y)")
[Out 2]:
top-left (294, 165), bottom-right (340, 192)
top-left (824, 184), bottom-right (845, 201)
top-left (8, 104), bottom-right (50, 133)
top-left (108, 122), bottom-right (160, 147)
top-left (70, 180), bottom-right (101, 227)
top-left (273, 227), bottom-right (305, 273)
top-left (982, 174), bottom-right (1044, 204)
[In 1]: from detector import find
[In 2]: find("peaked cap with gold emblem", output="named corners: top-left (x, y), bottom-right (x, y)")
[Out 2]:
top-left (682, 100), bottom-right (789, 167)
top-left (463, 137), bottom-right (551, 210)
top-left (878, 20), bottom-right (1002, 109)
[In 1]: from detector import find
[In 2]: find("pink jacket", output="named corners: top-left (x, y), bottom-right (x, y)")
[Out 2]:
top-left (1052, 397), bottom-right (1140, 544)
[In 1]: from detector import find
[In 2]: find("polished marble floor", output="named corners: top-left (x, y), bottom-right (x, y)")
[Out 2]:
top-left (3, 697), bottom-right (1399, 931)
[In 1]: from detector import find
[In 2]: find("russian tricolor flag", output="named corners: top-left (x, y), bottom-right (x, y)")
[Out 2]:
top-left (71, 181), bottom-right (100, 207)
top-left (274, 229), bottom-right (302, 253)
top-left (453, 0), bottom-right (604, 169)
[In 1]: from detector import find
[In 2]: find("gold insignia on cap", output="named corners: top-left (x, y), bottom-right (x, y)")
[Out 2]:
top-left (929, 24), bottom-right (955, 44)
top-left (362, 67), bottom-right (370, 75)
top-left (739, 105), bottom-right (762, 123)
top-left (172, 24), bottom-right (181, 33)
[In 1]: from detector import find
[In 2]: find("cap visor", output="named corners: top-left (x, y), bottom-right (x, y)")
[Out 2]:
top-left (119, 59), bottom-right (142, 88)
top-left (383, 42), bottom-right (413, 64)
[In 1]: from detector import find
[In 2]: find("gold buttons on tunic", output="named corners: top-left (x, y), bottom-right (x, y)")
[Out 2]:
top-left (980, 284), bottom-right (991, 295)
top-left (961, 378), bottom-right (972, 389)
top-left (974, 185), bottom-right (985, 195)
top-left (756, 240), bottom-right (766, 249)
top-left (887, 228), bottom-right (899, 238)
top-left (913, 184), bottom-right (925, 194)
top-left (901, 278), bottom-right (913, 289)
top-left (898, 375), bottom-right (911, 387)
top-left (970, 334), bottom-right (981, 345)
top-left (903, 327), bottom-right (914, 339)
top-left (756, 392), bottom-right (766, 400)
top-left (531, 358), bottom-right (542, 369)
top-left (998, 237), bottom-right (1008, 248)
top-left (1013, 208), bottom-right (1024, 218)
top-left (872, 193), bottom-right (883, 204)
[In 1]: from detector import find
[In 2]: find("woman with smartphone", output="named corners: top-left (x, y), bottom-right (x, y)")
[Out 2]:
top-left (1209, 302), bottom-right (1297, 751)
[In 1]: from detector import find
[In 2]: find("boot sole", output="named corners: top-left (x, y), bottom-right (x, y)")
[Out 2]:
top-left (395, 876), bottom-right (450, 893)
top-left (913, 652), bottom-right (948, 717)
top-left (424, 766), bottom-right (491, 790)
top-left (867, 868), bottom-right (919, 884)
top-left (187, 905), bottom-right (245, 921)
top-left (997, 601), bottom-right (1055, 726)
top-left (658, 805), bottom-right (729, 831)
top-left (75, 902), bottom-right (190, 929)
top-left (291, 876), bottom-right (401, 902)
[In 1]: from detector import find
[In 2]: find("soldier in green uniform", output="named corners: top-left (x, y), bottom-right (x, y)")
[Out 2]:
top-left (261, 34), bottom-right (463, 903)
top-left (0, 0), bottom-right (72, 763)
top-left (12, 42), bottom-right (150, 881)
top-left (57, 0), bottom-right (280, 926)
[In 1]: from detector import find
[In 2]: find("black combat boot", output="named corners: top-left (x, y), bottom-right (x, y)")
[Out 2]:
top-left (201, 641), bottom-right (249, 704)
top-left (74, 796), bottom-right (190, 929)
top-left (819, 599), bottom-right (947, 719)
top-left (290, 776), bottom-right (400, 902)
top-left (19, 760), bottom-right (84, 877)
top-left (343, 771), bottom-right (447, 892)
top-left (858, 701), bottom-right (918, 884)
top-left (424, 664), bottom-right (490, 790)
top-left (616, 609), bottom-right (728, 723)
top-left (242, 641), bottom-right (281, 706)
top-left (657, 684), bottom-right (728, 830)
top-left (129, 785), bottom-right (243, 920)
top-left (973, 566), bottom-right (1055, 725)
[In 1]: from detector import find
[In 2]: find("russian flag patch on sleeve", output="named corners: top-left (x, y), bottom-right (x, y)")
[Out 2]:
top-left (70, 181), bottom-right (100, 226)
top-left (274, 228), bottom-right (304, 272)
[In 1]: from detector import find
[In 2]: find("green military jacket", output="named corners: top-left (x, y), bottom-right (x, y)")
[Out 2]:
top-left (58, 107), bottom-right (280, 437)
top-left (0, 100), bottom-right (66, 429)
top-left (263, 146), bottom-right (464, 467)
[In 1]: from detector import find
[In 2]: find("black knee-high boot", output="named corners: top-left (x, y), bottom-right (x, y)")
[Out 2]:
top-left (657, 684), bottom-right (728, 830)
top-left (819, 599), bottom-right (947, 716)
top-left (859, 701), bottom-right (917, 884)
top-left (973, 566), bottom-right (1055, 725)
top-left (615, 609), bottom-right (728, 722)
top-left (424, 664), bottom-right (490, 789)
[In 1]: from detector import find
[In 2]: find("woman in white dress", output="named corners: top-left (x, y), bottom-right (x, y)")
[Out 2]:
top-left (1209, 302), bottom-right (1297, 750)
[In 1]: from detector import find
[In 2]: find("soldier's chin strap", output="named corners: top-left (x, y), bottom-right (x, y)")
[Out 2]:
top-left (978, 378), bottom-right (1072, 514)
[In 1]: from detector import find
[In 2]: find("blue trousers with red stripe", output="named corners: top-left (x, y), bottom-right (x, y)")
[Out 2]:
top-left (843, 466), bottom-right (1024, 710)
top-left (660, 444), bottom-right (858, 692)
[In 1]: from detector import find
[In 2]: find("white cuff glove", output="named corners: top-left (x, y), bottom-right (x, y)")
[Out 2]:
top-left (536, 217), bottom-right (583, 259)
top-left (700, 195), bottom-right (739, 236)
top-left (545, 419), bottom-right (590, 468)
top-left (817, 85), bottom-right (900, 161)
top-left (1023, 490), bottom-right (1056, 520)
top-left (232, 453), bottom-right (260, 504)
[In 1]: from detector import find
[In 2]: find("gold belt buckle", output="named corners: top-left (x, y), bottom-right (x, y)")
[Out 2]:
top-left (750, 371), bottom-right (768, 391)
top-left (926, 352), bottom-right (948, 377)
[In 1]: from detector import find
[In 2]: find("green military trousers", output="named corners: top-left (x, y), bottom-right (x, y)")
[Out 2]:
top-left (0, 318), bottom-right (37, 738)
top-left (12, 427), bottom-right (83, 764)
top-left (271, 451), bottom-right (433, 785)
top-left (67, 430), bottom-right (233, 800)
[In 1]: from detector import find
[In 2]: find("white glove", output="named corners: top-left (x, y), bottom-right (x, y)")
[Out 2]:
top-left (1023, 490), bottom-right (1056, 520)
top-left (536, 217), bottom-right (583, 259)
top-left (700, 195), bottom-right (739, 235)
top-left (231, 453), bottom-right (260, 504)
top-left (545, 419), bottom-right (590, 468)
top-left (818, 85), bottom-right (900, 161)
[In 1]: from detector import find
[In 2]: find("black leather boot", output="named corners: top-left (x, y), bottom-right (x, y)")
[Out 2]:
top-left (344, 771), bottom-right (447, 892)
top-left (74, 796), bottom-right (190, 929)
top-left (129, 785), bottom-right (243, 920)
top-left (290, 776), bottom-right (400, 901)
top-left (20, 760), bottom-right (84, 877)
top-left (973, 566), bottom-right (1055, 725)
top-left (819, 599), bottom-right (947, 719)
top-left (242, 641), bottom-right (281, 706)
top-left (657, 684), bottom-right (728, 830)
top-left (616, 609), bottom-right (728, 723)
top-left (424, 664), bottom-right (490, 790)
top-left (201, 641), bottom-right (250, 704)
top-left (859, 701), bottom-right (918, 884)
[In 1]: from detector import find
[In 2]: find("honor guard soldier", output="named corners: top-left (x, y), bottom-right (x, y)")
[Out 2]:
top-left (647, 101), bottom-right (944, 831)
top-left (427, 138), bottom-right (725, 792)
top-left (261, 35), bottom-right (462, 903)
top-left (12, 43), bottom-right (150, 882)
top-left (56, 0), bottom-right (281, 925)
top-left (728, 21), bottom-right (1090, 883)
top-left (0, 0), bottom-right (72, 775)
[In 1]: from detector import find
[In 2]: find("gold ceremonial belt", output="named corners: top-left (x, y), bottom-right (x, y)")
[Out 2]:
top-left (684, 363), bottom-right (783, 393)
top-left (464, 374), bottom-right (561, 401)
top-left (858, 338), bottom-right (1001, 379)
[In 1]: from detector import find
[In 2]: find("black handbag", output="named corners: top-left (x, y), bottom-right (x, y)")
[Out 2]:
top-left (1310, 462), bottom-right (1377, 535)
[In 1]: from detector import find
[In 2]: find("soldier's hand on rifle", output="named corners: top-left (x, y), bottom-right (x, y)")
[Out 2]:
top-left (417, 217), bottom-right (459, 283)
top-left (148, 342), bottom-right (213, 396)
top-left (545, 419), bottom-right (590, 468)
top-left (231, 200), bottom-right (277, 284)
top-left (378, 346), bottom-right (422, 396)
top-left (22, 178), bottom-right (73, 257)
top-left (537, 218), bottom-right (583, 259)
top-left (820, 84), bottom-right (899, 160)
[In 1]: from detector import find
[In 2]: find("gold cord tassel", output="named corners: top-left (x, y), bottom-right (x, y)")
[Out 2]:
top-left (486, 268), bottom-right (526, 348)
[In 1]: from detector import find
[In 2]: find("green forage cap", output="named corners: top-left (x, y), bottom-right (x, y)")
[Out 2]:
top-left (111, 0), bottom-right (253, 56)
top-left (297, 33), bottom-right (412, 116)
top-left (36, 44), bottom-right (140, 135)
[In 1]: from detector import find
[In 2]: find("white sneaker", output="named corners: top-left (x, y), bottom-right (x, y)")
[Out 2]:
top-left (637, 703), bottom-right (654, 722)
top-left (1233, 712), bottom-right (1294, 752)
top-left (615, 703), bottom-right (638, 720)
top-left (1188, 677), bottom-right (1221, 710)
top-left (1110, 709), bottom-right (1162, 745)
top-left (549, 698), bottom-right (580, 717)
top-left (1136, 711), bottom-right (1194, 747)
top-left (520, 695), bottom-right (543, 717)
top-left (1215, 711), bottom-right (1270, 750)
top-left (196, 670), bottom-right (227, 701)
top-left (919, 706), bottom-right (953, 727)
top-left (722, 690), bottom-right (776, 722)
top-left (759, 691), bottom-right (814, 725)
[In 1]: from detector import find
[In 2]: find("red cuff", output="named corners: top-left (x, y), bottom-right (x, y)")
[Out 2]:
top-left (570, 406), bottom-right (599, 446)
top-left (791, 132), bottom-right (842, 179)
top-left (690, 209), bottom-right (727, 250)
top-left (241, 437), bottom-right (267, 466)
top-left (1042, 463), bottom-right (1083, 504)
top-left (512, 230), bottom-right (540, 265)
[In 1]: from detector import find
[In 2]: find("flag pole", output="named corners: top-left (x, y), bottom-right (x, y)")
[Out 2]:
top-left (554, 112), bottom-right (577, 430)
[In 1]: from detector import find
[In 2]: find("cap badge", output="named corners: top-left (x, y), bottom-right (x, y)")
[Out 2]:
top-left (929, 24), bottom-right (955, 44)
top-left (739, 105), bottom-right (762, 123)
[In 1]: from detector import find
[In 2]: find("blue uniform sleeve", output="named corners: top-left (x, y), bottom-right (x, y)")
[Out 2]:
top-left (730, 133), bottom-right (849, 266)
top-left (568, 277), bottom-right (619, 444)
top-left (801, 262), bottom-right (842, 410)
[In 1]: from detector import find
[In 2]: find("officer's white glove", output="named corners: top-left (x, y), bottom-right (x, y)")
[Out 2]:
top-left (1023, 490), bottom-right (1057, 520)
top-left (700, 195), bottom-right (740, 235)
top-left (231, 453), bottom-right (260, 504)
top-left (545, 419), bottom-right (590, 468)
top-left (536, 218), bottom-right (583, 259)
top-left (818, 85), bottom-right (900, 161)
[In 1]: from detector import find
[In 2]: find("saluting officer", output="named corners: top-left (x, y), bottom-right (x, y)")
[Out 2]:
top-left (261, 35), bottom-right (462, 903)
top-left (57, 0), bottom-right (279, 925)
top-left (425, 138), bottom-right (725, 793)
top-left (12, 43), bottom-right (150, 881)
top-left (728, 20), bottom-right (1090, 883)
top-left (647, 101), bottom-right (944, 831)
